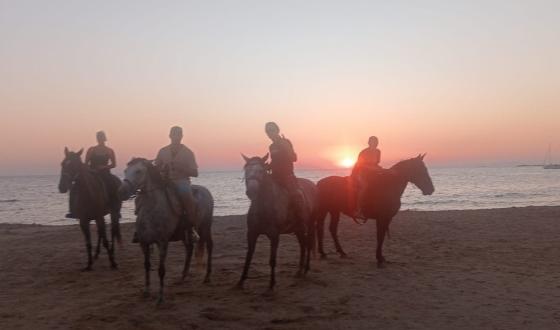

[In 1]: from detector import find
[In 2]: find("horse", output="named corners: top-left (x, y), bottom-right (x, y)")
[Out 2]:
top-left (118, 158), bottom-right (214, 305)
top-left (58, 147), bottom-right (122, 271)
top-left (316, 154), bottom-right (434, 267)
top-left (237, 154), bottom-right (318, 292)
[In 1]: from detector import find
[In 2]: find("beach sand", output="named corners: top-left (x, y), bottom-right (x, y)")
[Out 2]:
top-left (1, 206), bottom-right (559, 329)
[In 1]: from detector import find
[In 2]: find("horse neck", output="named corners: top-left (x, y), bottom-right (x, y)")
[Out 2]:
top-left (250, 175), bottom-right (281, 218)
top-left (389, 164), bottom-right (411, 197)
top-left (75, 163), bottom-right (102, 203)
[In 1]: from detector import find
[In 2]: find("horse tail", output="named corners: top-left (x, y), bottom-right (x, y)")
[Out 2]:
top-left (195, 239), bottom-right (205, 264)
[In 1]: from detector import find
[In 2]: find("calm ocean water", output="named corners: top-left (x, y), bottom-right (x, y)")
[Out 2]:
top-left (0, 167), bottom-right (559, 226)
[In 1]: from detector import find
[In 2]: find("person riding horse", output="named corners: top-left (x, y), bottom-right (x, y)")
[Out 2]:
top-left (265, 122), bottom-right (304, 221)
top-left (66, 131), bottom-right (119, 219)
top-left (351, 136), bottom-right (382, 219)
top-left (155, 126), bottom-right (199, 237)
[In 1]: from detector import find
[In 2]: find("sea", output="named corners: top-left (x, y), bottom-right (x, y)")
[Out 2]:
top-left (0, 166), bottom-right (559, 226)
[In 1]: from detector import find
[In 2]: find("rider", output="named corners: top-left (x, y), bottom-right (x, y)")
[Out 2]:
top-left (66, 131), bottom-right (118, 218)
top-left (155, 126), bottom-right (199, 238)
top-left (351, 136), bottom-right (382, 219)
top-left (265, 122), bottom-right (304, 222)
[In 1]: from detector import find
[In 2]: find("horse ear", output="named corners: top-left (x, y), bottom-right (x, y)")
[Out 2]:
top-left (77, 148), bottom-right (84, 157)
top-left (262, 153), bottom-right (269, 162)
top-left (64, 147), bottom-right (69, 156)
top-left (241, 153), bottom-right (250, 163)
top-left (421, 153), bottom-right (427, 160)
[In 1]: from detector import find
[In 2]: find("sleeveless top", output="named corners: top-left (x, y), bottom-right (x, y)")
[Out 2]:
top-left (90, 153), bottom-right (110, 171)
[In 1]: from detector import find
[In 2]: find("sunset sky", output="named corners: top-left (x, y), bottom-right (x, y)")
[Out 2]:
top-left (1, 1), bottom-right (559, 175)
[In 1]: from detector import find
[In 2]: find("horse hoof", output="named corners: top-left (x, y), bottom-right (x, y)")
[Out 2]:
top-left (203, 277), bottom-right (211, 284)
top-left (81, 266), bottom-right (92, 272)
top-left (143, 290), bottom-right (150, 298)
top-left (232, 282), bottom-right (244, 291)
top-left (339, 253), bottom-right (348, 259)
top-left (377, 261), bottom-right (386, 269)
top-left (294, 271), bottom-right (303, 278)
top-left (320, 254), bottom-right (327, 260)
top-left (111, 263), bottom-right (118, 270)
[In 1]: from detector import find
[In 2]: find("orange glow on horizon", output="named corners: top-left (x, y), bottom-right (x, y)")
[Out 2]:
top-left (339, 157), bottom-right (356, 168)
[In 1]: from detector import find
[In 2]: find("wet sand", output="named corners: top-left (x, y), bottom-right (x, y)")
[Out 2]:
top-left (1, 206), bottom-right (560, 329)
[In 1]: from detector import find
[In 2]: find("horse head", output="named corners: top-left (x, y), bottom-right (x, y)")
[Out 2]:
top-left (242, 153), bottom-right (269, 201)
top-left (59, 147), bottom-right (84, 193)
top-left (393, 153), bottom-right (434, 195)
top-left (119, 158), bottom-right (153, 200)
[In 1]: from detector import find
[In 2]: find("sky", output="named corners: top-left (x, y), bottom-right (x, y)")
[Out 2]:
top-left (1, 0), bottom-right (559, 175)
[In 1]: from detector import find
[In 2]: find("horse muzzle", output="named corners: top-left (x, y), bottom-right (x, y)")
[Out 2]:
top-left (422, 186), bottom-right (435, 195)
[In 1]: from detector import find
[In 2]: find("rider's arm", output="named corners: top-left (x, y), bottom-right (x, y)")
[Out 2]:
top-left (285, 139), bottom-right (297, 162)
top-left (108, 148), bottom-right (116, 169)
top-left (175, 148), bottom-right (198, 177)
top-left (185, 150), bottom-right (199, 177)
top-left (85, 148), bottom-right (93, 167)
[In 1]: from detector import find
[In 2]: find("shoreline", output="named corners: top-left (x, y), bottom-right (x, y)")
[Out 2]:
top-left (1, 206), bottom-right (560, 329)
top-left (1, 205), bottom-right (560, 227)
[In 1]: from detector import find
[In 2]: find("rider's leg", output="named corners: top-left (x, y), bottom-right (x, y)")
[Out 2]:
top-left (284, 175), bottom-right (305, 221)
top-left (174, 179), bottom-right (200, 241)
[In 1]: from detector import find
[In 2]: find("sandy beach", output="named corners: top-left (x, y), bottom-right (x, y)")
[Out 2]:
top-left (1, 206), bottom-right (559, 329)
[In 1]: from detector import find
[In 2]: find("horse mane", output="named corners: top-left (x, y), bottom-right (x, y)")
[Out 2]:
top-left (391, 157), bottom-right (419, 171)
top-left (127, 157), bottom-right (147, 166)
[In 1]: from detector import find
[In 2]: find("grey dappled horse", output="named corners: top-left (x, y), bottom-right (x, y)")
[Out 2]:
top-left (237, 154), bottom-right (318, 292)
top-left (119, 158), bottom-right (214, 304)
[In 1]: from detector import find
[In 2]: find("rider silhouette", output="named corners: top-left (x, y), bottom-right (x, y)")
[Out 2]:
top-left (155, 126), bottom-right (199, 238)
top-left (351, 136), bottom-right (382, 219)
top-left (265, 122), bottom-right (304, 221)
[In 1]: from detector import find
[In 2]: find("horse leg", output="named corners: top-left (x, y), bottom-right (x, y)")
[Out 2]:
top-left (141, 243), bottom-right (151, 297)
top-left (376, 219), bottom-right (389, 268)
top-left (110, 211), bottom-right (121, 254)
top-left (98, 217), bottom-right (117, 269)
top-left (157, 241), bottom-right (168, 305)
top-left (316, 211), bottom-right (327, 258)
top-left (268, 234), bottom-right (280, 292)
top-left (204, 224), bottom-right (213, 284)
top-left (329, 212), bottom-right (347, 258)
top-left (295, 231), bottom-right (306, 278)
top-left (181, 229), bottom-right (195, 281)
top-left (237, 230), bottom-right (257, 289)
top-left (305, 216), bottom-right (315, 274)
top-left (94, 233), bottom-right (101, 260)
top-left (79, 218), bottom-right (93, 271)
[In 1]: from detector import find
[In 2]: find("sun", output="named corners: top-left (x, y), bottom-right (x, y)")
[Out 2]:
top-left (339, 157), bottom-right (356, 168)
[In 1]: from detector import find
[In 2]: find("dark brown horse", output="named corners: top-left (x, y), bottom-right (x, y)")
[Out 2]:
top-left (237, 154), bottom-right (317, 292)
top-left (58, 148), bottom-right (122, 270)
top-left (316, 154), bottom-right (434, 267)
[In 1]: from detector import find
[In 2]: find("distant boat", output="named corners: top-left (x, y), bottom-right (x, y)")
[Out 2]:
top-left (543, 144), bottom-right (560, 169)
